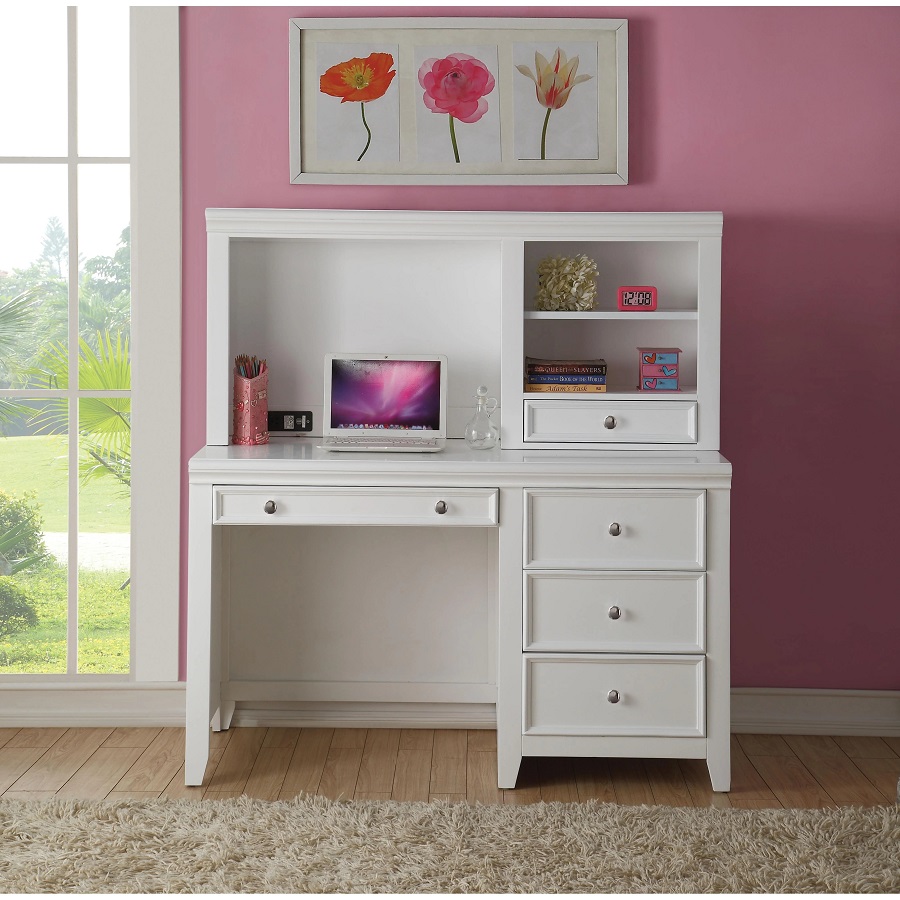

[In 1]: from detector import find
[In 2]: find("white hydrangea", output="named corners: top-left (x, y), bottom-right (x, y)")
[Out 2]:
top-left (534, 254), bottom-right (599, 311)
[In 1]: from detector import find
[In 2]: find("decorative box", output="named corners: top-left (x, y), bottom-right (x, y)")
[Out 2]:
top-left (638, 347), bottom-right (681, 391)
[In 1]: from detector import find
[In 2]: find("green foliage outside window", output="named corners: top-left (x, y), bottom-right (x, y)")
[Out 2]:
top-left (0, 492), bottom-right (46, 644)
top-left (0, 219), bottom-right (131, 487)
top-left (0, 219), bottom-right (131, 673)
top-left (0, 579), bottom-right (39, 641)
top-left (0, 490), bottom-right (48, 564)
top-left (0, 220), bottom-right (131, 389)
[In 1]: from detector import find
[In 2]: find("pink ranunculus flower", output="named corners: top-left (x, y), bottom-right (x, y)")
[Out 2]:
top-left (418, 53), bottom-right (495, 125)
top-left (418, 53), bottom-right (496, 163)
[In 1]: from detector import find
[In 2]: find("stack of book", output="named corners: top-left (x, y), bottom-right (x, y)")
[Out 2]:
top-left (524, 356), bottom-right (608, 393)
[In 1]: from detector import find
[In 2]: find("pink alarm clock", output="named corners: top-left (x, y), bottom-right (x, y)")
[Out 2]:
top-left (617, 285), bottom-right (658, 312)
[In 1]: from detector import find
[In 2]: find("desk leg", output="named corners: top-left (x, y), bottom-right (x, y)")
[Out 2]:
top-left (496, 487), bottom-right (523, 789)
top-left (706, 486), bottom-right (731, 792)
top-left (185, 482), bottom-right (215, 786)
top-left (212, 699), bottom-right (236, 732)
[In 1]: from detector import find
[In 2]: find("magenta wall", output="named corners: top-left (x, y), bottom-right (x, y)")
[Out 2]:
top-left (180, 6), bottom-right (900, 688)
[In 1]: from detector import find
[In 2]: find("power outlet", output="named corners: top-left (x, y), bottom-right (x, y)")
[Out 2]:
top-left (268, 410), bottom-right (313, 432)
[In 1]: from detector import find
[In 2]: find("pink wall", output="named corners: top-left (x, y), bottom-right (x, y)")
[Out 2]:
top-left (180, 6), bottom-right (900, 688)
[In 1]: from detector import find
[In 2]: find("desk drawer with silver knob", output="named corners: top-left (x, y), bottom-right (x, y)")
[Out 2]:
top-left (523, 400), bottom-right (697, 444)
top-left (214, 486), bottom-right (498, 526)
top-left (524, 572), bottom-right (705, 653)
top-left (524, 489), bottom-right (705, 570)
top-left (523, 654), bottom-right (705, 737)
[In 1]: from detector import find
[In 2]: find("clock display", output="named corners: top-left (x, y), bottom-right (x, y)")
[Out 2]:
top-left (617, 285), bottom-right (658, 311)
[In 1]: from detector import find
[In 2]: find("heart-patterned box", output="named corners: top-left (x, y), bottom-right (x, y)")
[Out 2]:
top-left (638, 347), bottom-right (681, 391)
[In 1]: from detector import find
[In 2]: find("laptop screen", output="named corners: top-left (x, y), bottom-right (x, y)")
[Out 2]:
top-left (328, 357), bottom-right (444, 433)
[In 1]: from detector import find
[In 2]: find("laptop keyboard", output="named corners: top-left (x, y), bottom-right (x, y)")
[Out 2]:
top-left (327, 437), bottom-right (440, 448)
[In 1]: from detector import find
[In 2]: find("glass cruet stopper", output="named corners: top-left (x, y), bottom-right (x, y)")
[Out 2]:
top-left (464, 385), bottom-right (499, 450)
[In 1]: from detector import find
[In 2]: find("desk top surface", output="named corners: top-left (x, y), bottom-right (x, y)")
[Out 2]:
top-left (190, 438), bottom-right (731, 479)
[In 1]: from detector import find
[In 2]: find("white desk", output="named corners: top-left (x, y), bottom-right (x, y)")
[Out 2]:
top-left (186, 438), bottom-right (731, 790)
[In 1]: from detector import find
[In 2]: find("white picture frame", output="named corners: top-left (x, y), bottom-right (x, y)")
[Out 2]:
top-left (289, 17), bottom-right (628, 185)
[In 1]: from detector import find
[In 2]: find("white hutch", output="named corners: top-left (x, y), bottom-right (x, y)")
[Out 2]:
top-left (186, 209), bottom-right (732, 791)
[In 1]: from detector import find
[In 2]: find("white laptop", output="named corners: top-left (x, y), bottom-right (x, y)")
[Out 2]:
top-left (319, 353), bottom-right (447, 452)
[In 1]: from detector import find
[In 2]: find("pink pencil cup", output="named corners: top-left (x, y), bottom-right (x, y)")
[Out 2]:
top-left (232, 369), bottom-right (269, 445)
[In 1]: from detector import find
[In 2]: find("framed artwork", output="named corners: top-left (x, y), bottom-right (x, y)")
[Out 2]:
top-left (289, 17), bottom-right (628, 185)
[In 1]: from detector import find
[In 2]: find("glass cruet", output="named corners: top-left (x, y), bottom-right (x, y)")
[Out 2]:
top-left (464, 385), bottom-right (499, 450)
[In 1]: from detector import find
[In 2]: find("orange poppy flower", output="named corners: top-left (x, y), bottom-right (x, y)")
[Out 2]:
top-left (320, 52), bottom-right (396, 103)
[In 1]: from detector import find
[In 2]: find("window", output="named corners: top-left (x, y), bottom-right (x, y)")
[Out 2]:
top-left (0, 8), bottom-right (180, 684)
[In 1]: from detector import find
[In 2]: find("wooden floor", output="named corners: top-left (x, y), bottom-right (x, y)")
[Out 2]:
top-left (0, 727), bottom-right (897, 807)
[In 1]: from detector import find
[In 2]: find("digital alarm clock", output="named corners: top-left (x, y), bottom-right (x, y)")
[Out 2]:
top-left (617, 285), bottom-right (658, 311)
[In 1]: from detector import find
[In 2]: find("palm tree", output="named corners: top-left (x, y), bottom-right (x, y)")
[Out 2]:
top-left (0, 290), bottom-right (37, 358)
top-left (28, 332), bottom-right (131, 490)
top-left (0, 291), bottom-right (38, 431)
top-left (0, 521), bottom-right (46, 576)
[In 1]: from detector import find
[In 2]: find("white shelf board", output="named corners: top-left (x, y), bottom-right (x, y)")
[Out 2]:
top-left (524, 311), bottom-right (699, 321)
top-left (522, 389), bottom-right (698, 402)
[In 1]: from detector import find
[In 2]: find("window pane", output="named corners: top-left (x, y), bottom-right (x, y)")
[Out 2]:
top-left (0, 402), bottom-right (68, 674)
top-left (0, 165), bottom-right (69, 390)
top-left (78, 6), bottom-right (130, 157)
top-left (0, 9), bottom-right (68, 156)
top-left (78, 164), bottom-right (130, 388)
top-left (77, 397), bottom-right (130, 673)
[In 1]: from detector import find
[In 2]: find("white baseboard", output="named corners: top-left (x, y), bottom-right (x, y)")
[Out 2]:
top-left (732, 687), bottom-right (900, 736)
top-left (0, 683), bottom-right (185, 728)
top-left (0, 685), bottom-right (898, 736)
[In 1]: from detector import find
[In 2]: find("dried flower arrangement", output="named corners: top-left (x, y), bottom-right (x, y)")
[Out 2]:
top-left (534, 254), bottom-right (599, 311)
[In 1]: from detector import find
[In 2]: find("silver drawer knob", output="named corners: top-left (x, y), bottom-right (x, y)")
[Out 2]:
top-left (607, 690), bottom-right (621, 704)
top-left (604, 415), bottom-right (617, 429)
top-left (434, 500), bottom-right (448, 515)
top-left (608, 522), bottom-right (621, 536)
top-left (608, 605), bottom-right (621, 620)
top-left (263, 500), bottom-right (277, 515)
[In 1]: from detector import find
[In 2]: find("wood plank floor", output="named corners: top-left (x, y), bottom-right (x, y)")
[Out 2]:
top-left (0, 727), bottom-right (897, 807)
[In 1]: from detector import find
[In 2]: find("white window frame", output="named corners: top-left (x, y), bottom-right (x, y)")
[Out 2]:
top-left (130, 6), bottom-right (181, 684)
top-left (0, 7), bottom-right (181, 712)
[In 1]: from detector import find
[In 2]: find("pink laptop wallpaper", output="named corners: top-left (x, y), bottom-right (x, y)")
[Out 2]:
top-left (330, 358), bottom-right (442, 431)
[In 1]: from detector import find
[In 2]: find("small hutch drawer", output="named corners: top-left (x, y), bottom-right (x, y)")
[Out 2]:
top-left (523, 399), bottom-right (698, 444)
top-left (524, 654), bottom-right (706, 737)
top-left (214, 486), bottom-right (499, 526)
top-left (524, 572), bottom-right (705, 653)
top-left (524, 489), bottom-right (706, 570)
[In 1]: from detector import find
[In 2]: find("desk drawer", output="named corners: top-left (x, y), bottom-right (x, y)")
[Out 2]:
top-left (524, 400), bottom-right (697, 444)
top-left (524, 654), bottom-right (705, 737)
top-left (525, 489), bottom-right (705, 570)
top-left (524, 572), bottom-right (705, 653)
top-left (214, 487), bottom-right (499, 526)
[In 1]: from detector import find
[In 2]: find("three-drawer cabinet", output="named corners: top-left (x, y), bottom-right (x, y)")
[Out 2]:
top-left (520, 487), bottom-right (713, 764)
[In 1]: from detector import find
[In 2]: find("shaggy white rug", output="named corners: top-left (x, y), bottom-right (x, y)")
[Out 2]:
top-left (0, 795), bottom-right (897, 893)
